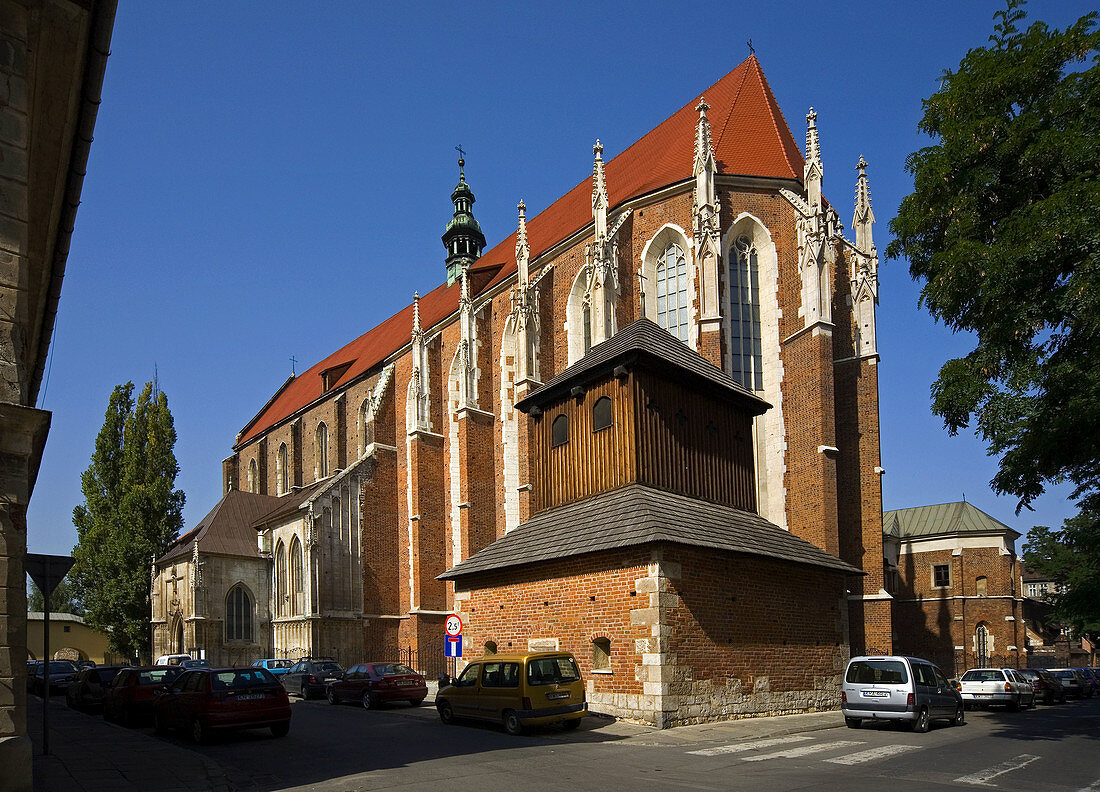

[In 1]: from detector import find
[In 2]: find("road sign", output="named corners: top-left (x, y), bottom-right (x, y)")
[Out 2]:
top-left (444, 613), bottom-right (463, 637)
top-left (25, 553), bottom-right (75, 596)
top-left (445, 635), bottom-right (462, 658)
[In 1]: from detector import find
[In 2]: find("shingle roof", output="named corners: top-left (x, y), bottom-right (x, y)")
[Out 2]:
top-left (157, 489), bottom-right (284, 564)
top-left (237, 55), bottom-right (804, 446)
top-left (514, 318), bottom-right (770, 414)
top-left (883, 502), bottom-right (1019, 541)
top-left (439, 484), bottom-right (860, 580)
top-left (249, 479), bottom-right (330, 530)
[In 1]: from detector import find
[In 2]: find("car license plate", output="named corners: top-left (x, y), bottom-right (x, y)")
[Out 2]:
top-left (396, 680), bottom-right (415, 686)
top-left (860, 690), bottom-right (888, 698)
top-left (974, 693), bottom-right (991, 697)
top-left (547, 692), bottom-right (569, 700)
top-left (236, 693), bottom-right (264, 701)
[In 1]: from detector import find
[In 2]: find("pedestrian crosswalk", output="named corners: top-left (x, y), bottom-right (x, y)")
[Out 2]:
top-left (685, 735), bottom-right (1098, 789)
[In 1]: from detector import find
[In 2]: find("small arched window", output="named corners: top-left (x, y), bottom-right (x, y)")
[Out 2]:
top-left (289, 538), bottom-right (304, 616)
top-left (315, 422), bottom-right (329, 479)
top-left (975, 576), bottom-right (988, 597)
top-left (582, 303), bottom-right (593, 354)
top-left (484, 641), bottom-right (498, 655)
top-left (247, 459), bottom-right (257, 493)
top-left (277, 443), bottom-right (289, 495)
top-left (592, 397), bottom-right (613, 431)
top-left (225, 584), bottom-right (253, 642)
top-left (655, 242), bottom-right (689, 342)
top-left (730, 235), bottom-right (763, 390)
top-left (274, 541), bottom-right (287, 617)
top-left (592, 637), bottom-right (611, 671)
top-left (552, 414), bottom-right (569, 447)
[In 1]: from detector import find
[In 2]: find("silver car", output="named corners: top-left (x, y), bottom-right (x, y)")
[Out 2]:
top-left (841, 656), bottom-right (964, 733)
top-left (958, 668), bottom-right (1034, 710)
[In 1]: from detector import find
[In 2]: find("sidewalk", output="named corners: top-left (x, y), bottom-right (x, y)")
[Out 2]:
top-left (28, 691), bottom-right (841, 792)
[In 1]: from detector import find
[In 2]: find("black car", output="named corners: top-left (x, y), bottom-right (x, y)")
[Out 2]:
top-left (282, 658), bottom-right (343, 700)
top-left (30, 660), bottom-right (79, 696)
top-left (1016, 668), bottom-right (1066, 705)
top-left (66, 665), bottom-right (126, 711)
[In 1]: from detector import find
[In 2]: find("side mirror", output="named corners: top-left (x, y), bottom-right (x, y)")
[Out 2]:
top-left (437, 674), bottom-right (450, 688)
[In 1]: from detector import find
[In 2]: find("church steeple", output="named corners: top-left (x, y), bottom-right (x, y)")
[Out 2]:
top-left (442, 152), bottom-right (487, 286)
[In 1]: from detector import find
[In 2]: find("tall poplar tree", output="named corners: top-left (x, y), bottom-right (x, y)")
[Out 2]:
top-left (71, 381), bottom-right (185, 659)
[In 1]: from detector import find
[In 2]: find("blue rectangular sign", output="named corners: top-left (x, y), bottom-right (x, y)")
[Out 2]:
top-left (444, 635), bottom-right (462, 658)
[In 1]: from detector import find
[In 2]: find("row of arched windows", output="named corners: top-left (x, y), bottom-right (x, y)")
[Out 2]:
top-left (274, 537), bottom-right (305, 617)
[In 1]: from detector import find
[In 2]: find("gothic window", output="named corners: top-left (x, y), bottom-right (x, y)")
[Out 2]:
top-left (247, 459), bottom-right (257, 494)
top-left (592, 637), bottom-right (611, 671)
top-left (277, 443), bottom-right (289, 495)
top-left (225, 584), bottom-right (253, 642)
top-left (730, 235), bottom-right (763, 390)
top-left (358, 399), bottom-right (374, 458)
top-left (274, 541), bottom-right (287, 618)
top-left (655, 242), bottom-right (689, 342)
top-left (315, 422), bottom-right (329, 479)
top-left (582, 303), bottom-right (592, 354)
top-left (592, 397), bottom-right (613, 431)
top-left (289, 537), bottom-right (304, 616)
top-left (975, 576), bottom-right (988, 596)
top-left (975, 624), bottom-right (990, 667)
top-left (552, 414), bottom-right (569, 447)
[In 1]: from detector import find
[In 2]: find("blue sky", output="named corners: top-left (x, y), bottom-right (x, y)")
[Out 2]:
top-left (27, 0), bottom-right (1092, 556)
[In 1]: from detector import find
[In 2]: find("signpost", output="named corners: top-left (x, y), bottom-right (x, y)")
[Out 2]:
top-left (26, 553), bottom-right (75, 756)
top-left (444, 614), bottom-right (463, 660)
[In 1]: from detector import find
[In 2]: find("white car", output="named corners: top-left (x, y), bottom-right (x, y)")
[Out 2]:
top-left (153, 653), bottom-right (193, 667)
top-left (958, 668), bottom-right (1034, 710)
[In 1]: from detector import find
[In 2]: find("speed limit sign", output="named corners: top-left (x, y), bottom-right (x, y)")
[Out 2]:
top-left (445, 614), bottom-right (463, 637)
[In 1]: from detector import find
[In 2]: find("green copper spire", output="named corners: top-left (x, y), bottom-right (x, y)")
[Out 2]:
top-left (442, 151), bottom-right (486, 285)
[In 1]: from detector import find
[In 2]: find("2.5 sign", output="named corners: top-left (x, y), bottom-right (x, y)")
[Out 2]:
top-left (445, 614), bottom-right (463, 637)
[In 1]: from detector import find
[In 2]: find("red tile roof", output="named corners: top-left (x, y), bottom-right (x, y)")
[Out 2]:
top-left (236, 56), bottom-right (803, 447)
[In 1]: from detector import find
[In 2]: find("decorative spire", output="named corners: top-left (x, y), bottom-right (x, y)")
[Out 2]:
top-left (804, 107), bottom-right (823, 209)
top-left (442, 151), bottom-right (487, 286)
top-left (694, 99), bottom-right (713, 171)
top-left (693, 97), bottom-right (721, 325)
top-left (516, 200), bottom-right (529, 286)
top-left (459, 263), bottom-right (471, 308)
top-left (592, 140), bottom-right (607, 244)
top-left (853, 155), bottom-right (875, 254)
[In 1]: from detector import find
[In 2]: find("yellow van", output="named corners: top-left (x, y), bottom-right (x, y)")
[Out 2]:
top-left (435, 652), bottom-right (587, 734)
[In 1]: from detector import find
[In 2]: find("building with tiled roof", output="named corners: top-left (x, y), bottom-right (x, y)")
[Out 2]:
top-left (165, 54), bottom-right (889, 725)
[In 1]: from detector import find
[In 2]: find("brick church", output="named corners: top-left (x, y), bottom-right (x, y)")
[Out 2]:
top-left (152, 55), bottom-right (889, 726)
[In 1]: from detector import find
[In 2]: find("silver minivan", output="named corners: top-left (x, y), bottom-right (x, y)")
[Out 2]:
top-left (841, 655), bottom-right (965, 732)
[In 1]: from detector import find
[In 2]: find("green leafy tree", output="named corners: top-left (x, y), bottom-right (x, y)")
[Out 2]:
top-left (1024, 512), bottom-right (1100, 639)
top-left (71, 382), bottom-right (185, 659)
top-left (886, 1), bottom-right (1100, 513)
top-left (27, 578), bottom-right (84, 616)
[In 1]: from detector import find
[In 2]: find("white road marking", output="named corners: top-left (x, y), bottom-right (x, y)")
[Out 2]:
top-left (1074, 781), bottom-right (1100, 792)
top-left (741, 740), bottom-right (865, 762)
top-left (823, 744), bottom-right (922, 765)
top-left (954, 754), bottom-right (1041, 786)
top-left (688, 735), bottom-right (813, 756)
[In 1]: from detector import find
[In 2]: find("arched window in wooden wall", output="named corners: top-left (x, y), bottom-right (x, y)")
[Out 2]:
top-left (592, 397), bottom-right (613, 431)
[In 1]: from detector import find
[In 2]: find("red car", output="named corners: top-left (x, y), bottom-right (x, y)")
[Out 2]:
top-left (153, 667), bottom-right (291, 743)
top-left (326, 662), bottom-right (427, 709)
top-left (103, 666), bottom-right (183, 726)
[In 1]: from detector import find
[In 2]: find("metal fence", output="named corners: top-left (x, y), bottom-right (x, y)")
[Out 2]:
top-left (371, 647), bottom-right (454, 680)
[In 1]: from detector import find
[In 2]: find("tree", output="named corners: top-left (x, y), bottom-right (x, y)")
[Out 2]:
top-left (1024, 511), bottom-right (1100, 639)
top-left (886, 1), bottom-right (1100, 513)
top-left (27, 578), bottom-right (83, 616)
top-left (71, 382), bottom-right (185, 659)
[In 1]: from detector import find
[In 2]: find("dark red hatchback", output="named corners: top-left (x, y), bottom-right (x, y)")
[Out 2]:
top-left (326, 662), bottom-right (427, 709)
top-left (153, 667), bottom-right (291, 743)
top-left (103, 666), bottom-right (183, 726)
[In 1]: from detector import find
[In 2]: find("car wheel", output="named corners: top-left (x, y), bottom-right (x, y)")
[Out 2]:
top-left (503, 710), bottom-right (525, 736)
top-left (911, 707), bottom-right (931, 733)
top-left (409, 698), bottom-right (423, 707)
top-left (118, 707), bottom-right (132, 728)
top-left (190, 718), bottom-right (209, 745)
top-left (270, 722), bottom-right (290, 738)
top-left (327, 687), bottom-right (338, 705)
top-left (561, 718), bottom-right (581, 731)
top-left (362, 691), bottom-right (375, 710)
top-left (1007, 698), bottom-right (1019, 712)
top-left (437, 700), bottom-right (455, 725)
top-left (844, 716), bottom-right (861, 729)
top-left (952, 704), bottom-right (965, 726)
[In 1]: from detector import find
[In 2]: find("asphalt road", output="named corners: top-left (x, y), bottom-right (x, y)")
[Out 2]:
top-left (141, 695), bottom-right (1100, 791)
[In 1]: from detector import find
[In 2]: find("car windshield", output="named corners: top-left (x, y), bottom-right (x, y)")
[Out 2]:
top-left (211, 669), bottom-right (276, 690)
top-left (961, 669), bottom-right (1005, 682)
top-left (373, 663), bottom-right (416, 676)
top-left (96, 668), bottom-right (122, 683)
top-left (45, 661), bottom-right (76, 674)
top-left (138, 668), bottom-right (181, 685)
top-left (268, 659), bottom-right (292, 669)
top-left (846, 660), bottom-right (908, 685)
top-left (316, 662), bottom-right (341, 674)
top-left (1051, 670), bottom-right (1075, 679)
top-left (526, 656), bottom-right (581, 685)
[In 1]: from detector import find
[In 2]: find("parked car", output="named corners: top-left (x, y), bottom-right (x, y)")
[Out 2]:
top-left (103, 666), bottom-right (183, 726)
top-left (1048, 668), bottom-right (1088, 699)
top-left (30, 660), bottom-right (79, 697)
top-left (26, 661), bottom-right (40, 692)
top-left (436, 652), bottom-right (586, 735)
top-left (66, 665), bottom-right (125, 711)
top-left (1074, 667), bottom-right (1097, 697)
top-left (250, 658), bottom-right (293, 676)
top-left (154, 653), bottom-right (193, 666)
top-left (154, 667), bottom-right (291, 744)
top-left (180, 659), bottom-right (211, 669)
top-left (841, 655), bottom-right (963, 732)
top-left (957, 668), bottom-right (1033, 710)
top-left (326, 662), bottom-right (427, 708)
top-left (282, 658), bottom-right (343, 700)
top-left (1016, 668), bottom-right (1066, 704)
